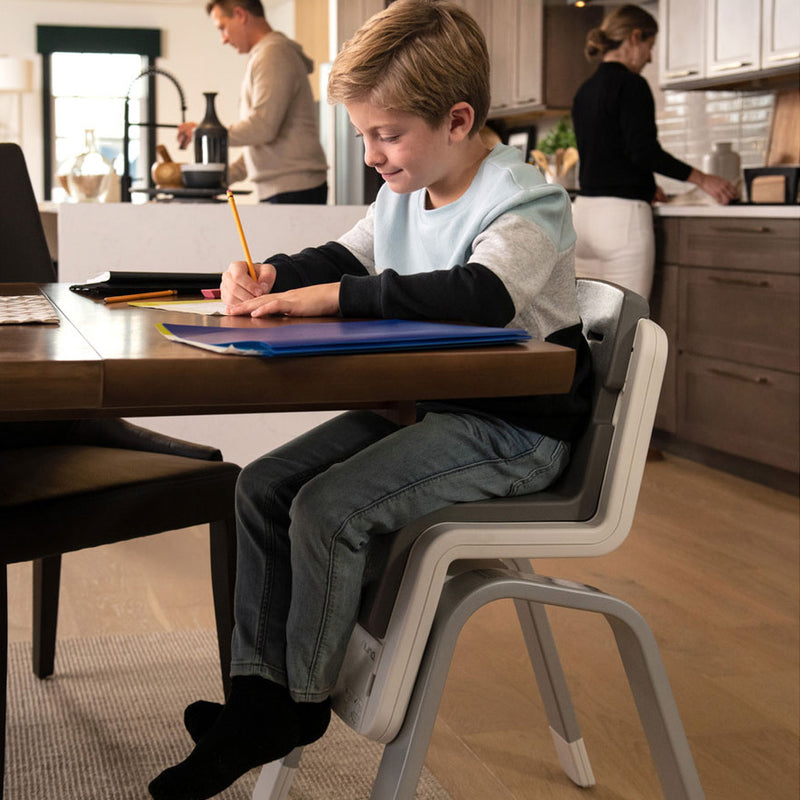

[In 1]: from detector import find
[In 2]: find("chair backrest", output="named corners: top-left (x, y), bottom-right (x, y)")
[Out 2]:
top-left (0, 143), bottom-right (57, 282)
top-left (358, 280), bottom-right (651, 639)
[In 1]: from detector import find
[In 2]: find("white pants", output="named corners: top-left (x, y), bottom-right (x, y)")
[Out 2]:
top-left (572, 195), bottom-right (655, 301)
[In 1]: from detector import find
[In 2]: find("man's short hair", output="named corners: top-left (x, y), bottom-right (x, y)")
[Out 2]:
top-left (205, 0), bottom-right (265, 18)
top-left (327, 0), bottom-right (490, 135)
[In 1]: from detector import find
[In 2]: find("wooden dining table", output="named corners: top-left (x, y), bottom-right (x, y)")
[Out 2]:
top-left (0, 283), bottom-right (576, 423)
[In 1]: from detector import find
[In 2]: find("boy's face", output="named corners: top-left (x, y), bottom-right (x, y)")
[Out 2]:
top-left (345, 100), bottom-right (456, 205)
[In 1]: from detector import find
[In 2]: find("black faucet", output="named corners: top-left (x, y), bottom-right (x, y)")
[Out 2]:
top-left (121, 66), bottom-right (187, 202)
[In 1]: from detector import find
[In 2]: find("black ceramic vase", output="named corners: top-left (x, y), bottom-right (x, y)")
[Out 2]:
top-left (194, 92), bottom-right (228, 181)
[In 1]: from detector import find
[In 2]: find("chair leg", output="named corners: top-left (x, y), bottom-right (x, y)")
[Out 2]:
top-left (32, 555), bottom-right (61, 679)
top-left (251, 747), bottom-right (303, 800)
top-left (371, 568), bottom-right (704, 800)
top-left (209, 517), bottom-right (236, 700)
top-left (2, 565), bottom-right (9, 800)
top-left (508, 558), bottom-right (594, 787)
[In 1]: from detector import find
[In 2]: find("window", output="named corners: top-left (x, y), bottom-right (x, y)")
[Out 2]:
top-left (37, 25), bottom-right (161, 201)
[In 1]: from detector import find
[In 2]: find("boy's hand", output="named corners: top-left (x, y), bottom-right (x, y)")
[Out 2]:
top-left (221, 260), bottom-right (276, 308)
top-left (227, 283), bottom-right (341, 318)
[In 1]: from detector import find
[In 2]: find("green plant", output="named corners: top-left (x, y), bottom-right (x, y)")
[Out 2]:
top-left (536, 115), bottom-right (576, 154)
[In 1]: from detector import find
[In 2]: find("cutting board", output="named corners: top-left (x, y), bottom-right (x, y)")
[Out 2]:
top-left (767, 88), bottom-right (800, 165)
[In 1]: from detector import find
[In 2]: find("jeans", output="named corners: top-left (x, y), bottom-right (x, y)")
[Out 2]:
top-left (231, 407), bottom-right (569, 703)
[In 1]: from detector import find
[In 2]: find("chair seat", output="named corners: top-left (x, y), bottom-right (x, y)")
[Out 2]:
top-left (1, 445), bottom-right (240, 564)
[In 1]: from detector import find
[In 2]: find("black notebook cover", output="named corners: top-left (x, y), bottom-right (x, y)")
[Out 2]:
top-left (69, 271), bottom-right (222, 296)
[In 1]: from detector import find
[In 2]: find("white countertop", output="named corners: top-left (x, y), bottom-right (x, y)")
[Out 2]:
top-left (654, 203), bottom-right (800, 218)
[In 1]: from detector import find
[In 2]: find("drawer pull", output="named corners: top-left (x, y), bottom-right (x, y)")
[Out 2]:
top-left (709, 225), bottom-right (771, 234)
top-left (708, 367), bottom-right (771, 386)
top-left (708, 275), bottom-right (771, 288)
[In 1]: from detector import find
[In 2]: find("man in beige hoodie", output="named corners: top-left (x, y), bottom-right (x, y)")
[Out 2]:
top-left (179, 0), bottom-right (328, 203)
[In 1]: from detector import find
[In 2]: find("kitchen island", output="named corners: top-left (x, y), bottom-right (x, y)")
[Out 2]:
top-left (650, 204), bottom-right (799, 492)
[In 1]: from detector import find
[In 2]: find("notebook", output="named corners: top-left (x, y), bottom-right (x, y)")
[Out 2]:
top-left (157, 319), bottom-right (530, 357)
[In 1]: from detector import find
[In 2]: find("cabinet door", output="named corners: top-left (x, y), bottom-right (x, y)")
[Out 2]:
top-left (659, 0), bottom-right (705, 86)
top-left (489, 0), bottom-right (517, 113)
top-left (678, 267), bottom-right (800, 373)
top-left (514, 0), bottom-right (543, 108)
top-left (651, 263), bottom-right (679, 433)
top-left (677, 353), bottom-right (799, 472)
top-left (762, 0), bottom-right (800, 70)
top-left (706, 0), bottom-right (761, 80)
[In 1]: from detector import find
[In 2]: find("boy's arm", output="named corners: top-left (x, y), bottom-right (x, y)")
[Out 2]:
top-left (267, 242), bottom-right (370, 290)
top-left (338, 264), bottom-right (515, 326)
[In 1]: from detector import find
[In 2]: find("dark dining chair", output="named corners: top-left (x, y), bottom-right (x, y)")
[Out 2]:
top-left (0, 143), bottom-right (57, 282)
top-left (0, 142), bottom-right (240, 799)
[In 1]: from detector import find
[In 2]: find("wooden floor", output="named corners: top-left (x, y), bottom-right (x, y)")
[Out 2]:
top-left (7, 453), bottom-right (799, 800)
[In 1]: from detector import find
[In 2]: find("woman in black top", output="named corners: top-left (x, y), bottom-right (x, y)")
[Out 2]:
top-left (571, 5), bottom-right (737, 300)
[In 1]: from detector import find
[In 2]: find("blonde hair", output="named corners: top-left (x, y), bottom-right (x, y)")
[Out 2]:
top-left (584, 4), bottom-right (658, 60)
top-left (327, 0), bottom-right (490, 135)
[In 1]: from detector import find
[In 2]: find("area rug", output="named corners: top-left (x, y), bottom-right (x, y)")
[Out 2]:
top-left (6, 630), bottom-right (451, 800)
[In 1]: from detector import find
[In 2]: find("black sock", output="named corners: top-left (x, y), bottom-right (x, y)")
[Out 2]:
top-left (149, 676), bottom-right (303, 800)
top-left (184, 694), bottom-right (331, 746)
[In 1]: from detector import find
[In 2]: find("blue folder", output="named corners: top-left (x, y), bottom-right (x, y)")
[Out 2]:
top-left (157, 319), bottom-right (530, 357)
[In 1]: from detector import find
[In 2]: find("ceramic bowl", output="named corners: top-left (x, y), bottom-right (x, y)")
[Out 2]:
top-left (180, 163), bottom-right (226, 190)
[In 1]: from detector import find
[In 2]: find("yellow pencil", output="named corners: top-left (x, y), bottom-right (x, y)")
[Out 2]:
top-left (104, 290), bottom-right (178, 304)
top-left (226, 190), bottom-right (257, 281)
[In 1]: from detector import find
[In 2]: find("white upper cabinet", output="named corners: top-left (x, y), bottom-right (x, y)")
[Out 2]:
top-left (706, 0), bottom-right (761, 79)
top-left (762, 0), bottom-right (800, 69)
top-left (660, 0), bottom-right (799, 88)
top-left (452, 0), bottom-right (543, 115)
top-left (514, 0), bottom-right (544, 109)
top-left (659, 0), bottom-right (705, 86)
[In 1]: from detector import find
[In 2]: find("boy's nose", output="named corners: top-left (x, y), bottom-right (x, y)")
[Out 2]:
top-left (363, 142), bottom-right (384, 168)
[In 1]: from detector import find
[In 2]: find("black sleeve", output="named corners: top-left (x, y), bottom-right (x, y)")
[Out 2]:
top-left (338, 262), bottom-right (516, 326)
top-left (264, 241), bottom-right (369, 292)
top-left (620, 76), bottom-right (692, 182)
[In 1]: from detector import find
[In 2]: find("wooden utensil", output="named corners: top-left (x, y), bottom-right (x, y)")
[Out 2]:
top-left (531, 149), bottom-right (551, 177)
top-left (561, 146), bottom-right (579, 176)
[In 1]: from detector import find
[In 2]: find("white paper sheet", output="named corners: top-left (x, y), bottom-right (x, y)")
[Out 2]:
top-left (128, 299), bottom-right (227, 316)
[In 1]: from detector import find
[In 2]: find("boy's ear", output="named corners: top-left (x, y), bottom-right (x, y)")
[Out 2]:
top-left (448, 102), bottom-right (475, 142)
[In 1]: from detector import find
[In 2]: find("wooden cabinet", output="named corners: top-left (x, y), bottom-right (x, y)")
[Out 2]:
top-left (659, 0), bottom-right (800, 88)
top-left (652, 216), bottom-right (800, 475)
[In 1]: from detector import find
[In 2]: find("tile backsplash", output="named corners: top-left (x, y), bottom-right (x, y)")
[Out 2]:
top-left (654, 87), bottom-right (775, 194)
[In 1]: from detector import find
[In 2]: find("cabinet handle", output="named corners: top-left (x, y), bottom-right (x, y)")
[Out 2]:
top-left (708, 367), bottom-right (771, 386)
top-left (711, 60), bottom-right (753, 72)
top-left (768, 52), bottom-right (800, 62)
top-left (709, 225), bottom-right (772, 234)
top-left (707, 275), bottom-right (771, 288)
top-left (664, 69), bottom-right (699, 78)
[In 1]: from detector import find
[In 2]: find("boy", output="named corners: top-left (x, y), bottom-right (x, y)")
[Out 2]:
top-left (150, 2), bottom-right (591, 798)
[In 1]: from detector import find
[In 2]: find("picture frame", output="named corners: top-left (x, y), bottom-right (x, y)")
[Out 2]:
top-left (502, 126), bottom-right (537, 161)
